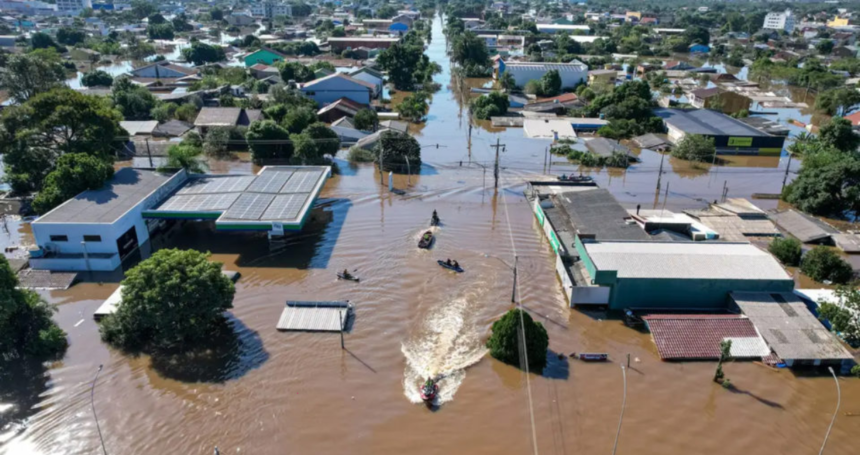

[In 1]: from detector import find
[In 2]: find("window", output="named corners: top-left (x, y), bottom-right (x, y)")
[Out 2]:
top-left (84, 235), bottom-right (102, 242)
top-left (49, 235), bottom-right (68, 242)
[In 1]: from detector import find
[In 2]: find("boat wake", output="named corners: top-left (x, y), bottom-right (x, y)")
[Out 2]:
top-left (401, 294), bottom-right (487, 404)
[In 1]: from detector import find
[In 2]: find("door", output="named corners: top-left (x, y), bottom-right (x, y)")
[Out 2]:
top-left (116, 226), bottom-right (139, 261)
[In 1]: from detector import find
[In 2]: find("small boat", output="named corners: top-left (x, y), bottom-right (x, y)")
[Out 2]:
top-left (557, 175), bottom-right (594, 184)
top-left (571, 353), bottom-right (609, 362)
top-left (431, 213), bottom-right (440, 226)
top-left (418, 231), bottom-right (434, 249)
top-left (437, 260), bottom-right (464, 273)
top-left (337, 272), bottom-right (359, 282)
top-left (420, 379), bottom-right (438, 402)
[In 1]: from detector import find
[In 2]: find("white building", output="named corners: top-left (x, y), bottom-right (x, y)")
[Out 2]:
top-left (251, 1), bottom-right (292, 19)
top-left (497, 60), bottom-right (589, 89)
top-left (0, 0), bottom-right (57, 14)
top-left (56, 0), bottom-right (92, 15)
top-left (763, 10), bottom-right (795, 33)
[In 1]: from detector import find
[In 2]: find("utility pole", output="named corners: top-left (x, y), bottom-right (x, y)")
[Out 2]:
top-left (656, 150), bottom-right (666, 190)
top-left (378, 149), bottom-right (384, 185)
top-left (781, 151), bottom-right (793, 192)
top-left (491, 137), bottom-right (505, 189)
top-left (145, 138), bottom-right (153, 168)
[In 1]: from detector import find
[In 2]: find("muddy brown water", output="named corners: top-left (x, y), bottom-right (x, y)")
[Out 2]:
top-left (2, 15), bottom-right (859, 455)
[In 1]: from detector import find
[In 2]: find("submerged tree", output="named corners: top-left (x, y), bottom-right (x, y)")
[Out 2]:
top-left (713, 339), bottom-right (732, 387)
top-left (486, 309), bottom-right (549, 373)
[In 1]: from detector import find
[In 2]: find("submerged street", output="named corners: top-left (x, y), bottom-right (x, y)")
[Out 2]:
top-left (1, 13), bottom-right (859, 455)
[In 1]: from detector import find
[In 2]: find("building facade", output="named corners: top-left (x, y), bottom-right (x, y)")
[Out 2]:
top-left (57, 0), bottom-right (92, 15)
top-left (763, 10), bottom-right (795, 33)
top-left (251, 1), bottom-right (292, 19)
top-left (496, 60), bottom-right (588, 89)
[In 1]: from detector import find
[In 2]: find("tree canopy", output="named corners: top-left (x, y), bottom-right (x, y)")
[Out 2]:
top-left (671, 134), bottom-right (716, 162)
top-left (246, 119), bottom-right (293, 163)
top-left (471, 91), bottom-right (509, 120)
top-left (396, 92), bottom-right (429, 123)
top-left (112, 76), bottom-right (159, 120)
top-left (304, 122), bottom-right (340, 156)
top-left (353, 109), bottom-right (378, 131)
top-left (182, 41), bottom-right (227, 65)
top-left (800, 247), bottom-right (853, 285)
top-left (376, 33), bottom-right (440, 90)
top-left (160, 143), bottom-right (207, 174)
top-left (0, 52), bottom-right (66, 102)
top-left (282, 106), bottom-right (318, 134)
top-left (33, 153), bottom-right (114, 214)
top-left (99, 249), bottom-right (235, 352)
top-left (0, 256), bottom-right (68, 358)
top-left (818, 286), bottom-right (860, 345)
top-left (486, 309), bottom-right (549, 373)
top-left (378, 130), bottom-right (421, 172)
top-left (81, 70), bottom-right (114, 88)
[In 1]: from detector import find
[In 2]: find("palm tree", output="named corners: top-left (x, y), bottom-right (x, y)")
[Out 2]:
top-left (159, 144), bottom-right (207, 174)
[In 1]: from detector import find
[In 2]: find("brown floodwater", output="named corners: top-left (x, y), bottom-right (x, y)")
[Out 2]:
top-left (2, 14), bottom-right (859, 455)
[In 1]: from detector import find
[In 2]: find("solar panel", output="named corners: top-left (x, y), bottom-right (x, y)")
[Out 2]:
top-left (157, 193), bottom-right (241, 212)
top-left (178, 176), bottom-right (255, 194)
top-left (280, 170), bottom-right (323, 193)
top-left (222, 193), bottom-right (275, 220)
top-left (246, 169), bottom-right (294, 193)
top-left (261, 194), bottom-right (307, 221)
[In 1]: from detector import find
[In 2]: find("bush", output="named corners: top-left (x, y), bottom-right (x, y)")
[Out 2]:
top-left (99, 249), bottom-right (235, 352)
top-left (817, 286), bottom-right (860, 345)
top-left (347, 146), bottom-right (377, 162)
top-left (486, 309), bottom-right (548, 373)
top-left (32, 153), bottom-right (114, 214)
top-left (81, 70), bottom-right (114, 87)
top-left (151, 103), bottom-right (177, 122)
top-left (353, 109), bottom-right (378, 131)
top-left (768, 237), bottom-right (802, 266)
top-left (671, 134), bottom-right (716, 162)
top-left (470, 91), bottom-right (509, 120)
top-left (800, 247), bottom-right (853, 284)
top-left (175, 103), bottom-right (199, 122)
top-left (852, 365), bottom-right (860, 378)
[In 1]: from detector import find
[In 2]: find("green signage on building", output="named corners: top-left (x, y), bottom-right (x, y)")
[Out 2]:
top-left (728, 137), bottom-right (753, 147)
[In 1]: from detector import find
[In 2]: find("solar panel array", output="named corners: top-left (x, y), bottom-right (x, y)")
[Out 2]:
top-left (152, 166), bottom-right (328, 223)
top-left (261, 194), bottom-right (306, 221)
top-left (178, 176), bottom-right (255, 195)
top-left (157, 193), bottom-right (241, 212)
top-left (223, 193), bottom-right (276, 220)
top-left (281, 169), bottom-right (324, 193)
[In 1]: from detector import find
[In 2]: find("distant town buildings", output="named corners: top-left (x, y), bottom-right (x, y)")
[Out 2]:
top-left (763, 9), bottom-right (795, 33)
top-left (57, 0), bottom-right (91, 15)
top-left (251, 1), bottom-right (292, 19)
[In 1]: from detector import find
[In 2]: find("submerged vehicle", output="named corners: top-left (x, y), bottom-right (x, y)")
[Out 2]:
top-left (557, 174), bottom-right (594, 184)
top-left (418, 231), bottom-right (434, 249)
top-left (420, 378), bottom-right (438, 402)
top-left (437, 260), bottom-right (464, 273)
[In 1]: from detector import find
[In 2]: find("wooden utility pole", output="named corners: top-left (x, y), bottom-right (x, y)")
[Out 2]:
top-left (145, 138), bottom-right (153, 168)
top-left (491, 137), bottom-right (505, 189)
top-left (656, 151), bottom-right (666, 190)
top-left (781, 152), bottom-right (793, 192)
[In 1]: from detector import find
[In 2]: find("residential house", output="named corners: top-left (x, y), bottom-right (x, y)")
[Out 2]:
top-left (349, 67), bottom-right (384, 98)
top-left (664, 61), bottom-right (696, 71)
top-left (535, 24), bottom-right (591, 34)
top-left (316, 97), bottom-right (369, 123)
top-left (244, 47), bottom-right (288, 67)
top-left (300, 73), bottom-right (375, 106)
top-left (689, 87), bottom-right (751, 115)
top-left (327, 37), bottom-right (400, 53)
top-left (130, 61), bottom-right (199, 80)
top-left (120, 120), bottom-right (158, 137)
top-left (194, 107), bottom-right (262, 134)
top-left (832, 46), bottom-right (858, 58)
top-left (226, 13), bottom-right (256, 27)
top-left (496, 59), bottom-right (588, 90)
top-left (250, 63), bottom-right (280, 80)
top-left (588, 69), bottom-right (617, 85)
top-left (827, 15), bottom-right (850, 28)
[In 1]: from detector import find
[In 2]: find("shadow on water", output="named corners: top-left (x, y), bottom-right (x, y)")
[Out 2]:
top-left (542, 350), bottom-right (570, 381)
top-left (0, 356), bottom-right (49, 443)
top-left (725, 383), bottom-right (785, 409)
top-left (149, 199), bottom-right (352, 270)
top-left (149, 314), bottom-right (268, 383)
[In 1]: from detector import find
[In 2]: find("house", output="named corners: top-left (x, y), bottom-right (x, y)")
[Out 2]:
top-left (496, 59), bottom-right (588, 90)
top-left (249, 63), bottom-right (280, 80)
top-left (588, 69), bottom-right (617, 85)
top-left (244, 47), bottom-right (287, 67)
top-left (226, 12), bottom-right (256, 26)
top-left (664, 61), bottom-right (696, 71)
top-left (689, 87), bottom-right (751, 115)
top-left (523, 93), bottom-right (583, 113)
top-left (831, 46), bottom-right (857, 58)
top-left (844, 110), bottom-right (860, 127)
top-left (120, 120), bottom-right (159, 137)
top-left (349, 67), bottom-right (384, 98)
top-left (129, 61), bottom-right (199, 80)
top-left (316, 97), bottom-right (369, 123)
top-left (826, 15), bottom-right (850, 28)
top-left (326, 37), bottom-right (400, 53)
top-left (194, 107), bottom-right (262, 134)
top-left (300, 73), bottom-right (374, 106)
top-left (152, 120), bottom-right (193, 138)
top-left (689, 43), bottom-right (710, 54)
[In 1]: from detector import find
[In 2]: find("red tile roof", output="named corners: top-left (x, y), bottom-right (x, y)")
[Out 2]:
top-left (643, 314), bottom-right (759, 360)
top-left (844, 111), bottom-right (860, 126)
top-left (531, 93), bottom-right (579, 105)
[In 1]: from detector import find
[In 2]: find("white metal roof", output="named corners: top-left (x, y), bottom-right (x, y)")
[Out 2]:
top-left (523, 119), bottom-right (576, 139)
top-left (505, 61), bottom-right (588, 72)
top-left (724, 336), bottom-right (771, 358)
top-left (583, 241), bottom-right (792, 280)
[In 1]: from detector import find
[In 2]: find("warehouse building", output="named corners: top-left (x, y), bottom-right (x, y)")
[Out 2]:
top-left (653, 108), bottom-right (786, 155)
top-left (30, 166), bottom-right (330, 272)
top-left (573, 239), bottom-right (795, 310)
top-left (495, 59), bottom-right (588, 90)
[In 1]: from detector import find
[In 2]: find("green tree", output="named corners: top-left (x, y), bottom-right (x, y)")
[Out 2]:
top-left (112, 76), bottom-right (159, 120)
top-left (33, 153), bottom-right (114, 214)
top-left (470, 91), bottom-right (510, 120)
top-left (304, 122), bottom-right (340, 156)
top-left (353, 109), bottom-right (378, 131)
top-left (282, 106), bottom-right (317, 134)
top-left (172, 13), bottom-right (193, 32)
top-left (671, 134), bottom-right (716, 162)
top-left (31, 32), bottom-right (61, 51)
top-left (0, 256), bottom-right (67, 357)
top-left (175, 103), bottom-right (199, 122)
top-left (378, 130), bottom-right (421, 172)
top-left (0, 52), bottom-right (66, 102)
top-left (0, 88), bottom-right (123, 193)
top-left (203, 127), bottom-right (231, 157)
top-left (147, 13), bottom-right (166, 24)
top-left (713, 339), bottom-right (732, 386)
top-left (377, 39), bottom-right (439, 90)
top-left (151, 102), bottom-right (177, 122)
top-left (815, 87), bottom-right (860, 116)
top-left (499, 70), bottom-right (517, 91)
top-left (81, 70), bottom-right (114, 87)
top-left (210, 7), bottom-right (224, 21)
top-left (451, 32), bottom-right (490, 69)
top-left (131, 0), bottom-right (156, 19)
top-left (540, 69), bottom-right (562, 97)
top-left (160, 143), bottom-right (206, 173)
top-left (56, 27), bottom-right (86, 45)
top-left (147, 23), bottom-right (175, 40)
top-left (768, 237), bottom-right (802, 266)
top-left (100, 249), bottom-right (235, 352)
top-left (396, 92), bottom-right (429, 123)
top-left (816, 39), bottom-right (834, 55)
top-left (278, 61), bottom-right (315, 82)
top-left (246, 119), bottom-right (293, 163)
top-left (817, 286), bottom-right (860, 345)
top-left (819, 117), bottom-right (860, 152)
top-left (290, 132), bottom-right (324, 164)
top-left (376, 5), bottom-right (396, 19)
top-left (784, 154), bottom-right (860, 217)
top-left (800, 247), bottom-right (853, 284)
top-left (182, 41), bottom-right (226, 65)
top-left (486, 309), bottom-right (549, 372)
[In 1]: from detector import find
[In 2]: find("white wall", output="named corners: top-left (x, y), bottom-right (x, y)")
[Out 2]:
top-left (508, 67), bottom-right (587, 89)
top-left (302, 79), bottom-right (371, 105)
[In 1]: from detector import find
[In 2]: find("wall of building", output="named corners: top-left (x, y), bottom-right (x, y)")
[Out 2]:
top-left (606, 277), bottom-right (795, 310)
top-left (506, 66), bottom-right (587, 90)
top-left (302, 82), bottom-right (371, 105)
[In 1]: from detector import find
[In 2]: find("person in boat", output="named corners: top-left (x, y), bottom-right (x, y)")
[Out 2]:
top-left (342, 269), bottom-right (352, 279)
top-left (432, 210), bottom-right (438, 220)
top-left (452, 260), bottom-right (459, 269)
top-left (446, 258), bottom-right (452, 266)
top-left (561, 174), bottom-right (567, 180)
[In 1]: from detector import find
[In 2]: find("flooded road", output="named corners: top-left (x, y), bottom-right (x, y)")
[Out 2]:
top-left (2, 13), bottom-right (859, 455)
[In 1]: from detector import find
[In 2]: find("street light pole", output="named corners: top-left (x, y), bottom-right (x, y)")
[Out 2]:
top-left (819, 366), bottom-right (841, 455)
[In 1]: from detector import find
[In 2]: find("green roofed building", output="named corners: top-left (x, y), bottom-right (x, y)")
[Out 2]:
top-left (244, 47), bottom-right (288, 67)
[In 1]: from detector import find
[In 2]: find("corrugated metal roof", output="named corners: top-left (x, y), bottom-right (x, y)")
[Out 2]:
top-left (523, 119), bottom-right (576, 139)
top-left (276, 301), bottom-right (350, 332)
top-left (505, 61), bottom-right (589, 72)
top-left (731, 292), bottom-right (853, 361)
top-left (644, 314), bottom-right (763, 360)
top-left (654, 108), bottom-right (771, 137)
top-left (769, 210), bottom-right (838, 243)
top-left (583, 241), bottom-right (792, 280)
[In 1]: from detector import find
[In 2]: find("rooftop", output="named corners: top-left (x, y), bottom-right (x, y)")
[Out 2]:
top-left (768, 209), bottom-right (838, 243)
top-left (731, 292), bottom-right (853, 361)
top-left (585, 137), bottom-right (631, 157)
top-left (36, 168), bottom-right (175, 224)
top-left (194, 107), bottom-right (242, 127)
top-left (644, 314), bottom-right (769, 360)
top-left (654, 108), bottom-right (772, 137)
top-left (503, 60), bottom-right (589, 72)
top-left (302, 72), bottom-right (376, 90)
top-left (552, 188), bottom-right (650, 241)
top-left (583, 240), bottom-right (793, 280)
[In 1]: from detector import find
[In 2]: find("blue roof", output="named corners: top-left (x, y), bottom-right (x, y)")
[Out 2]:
top-left (390, 23), bottom-right (409, 31)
